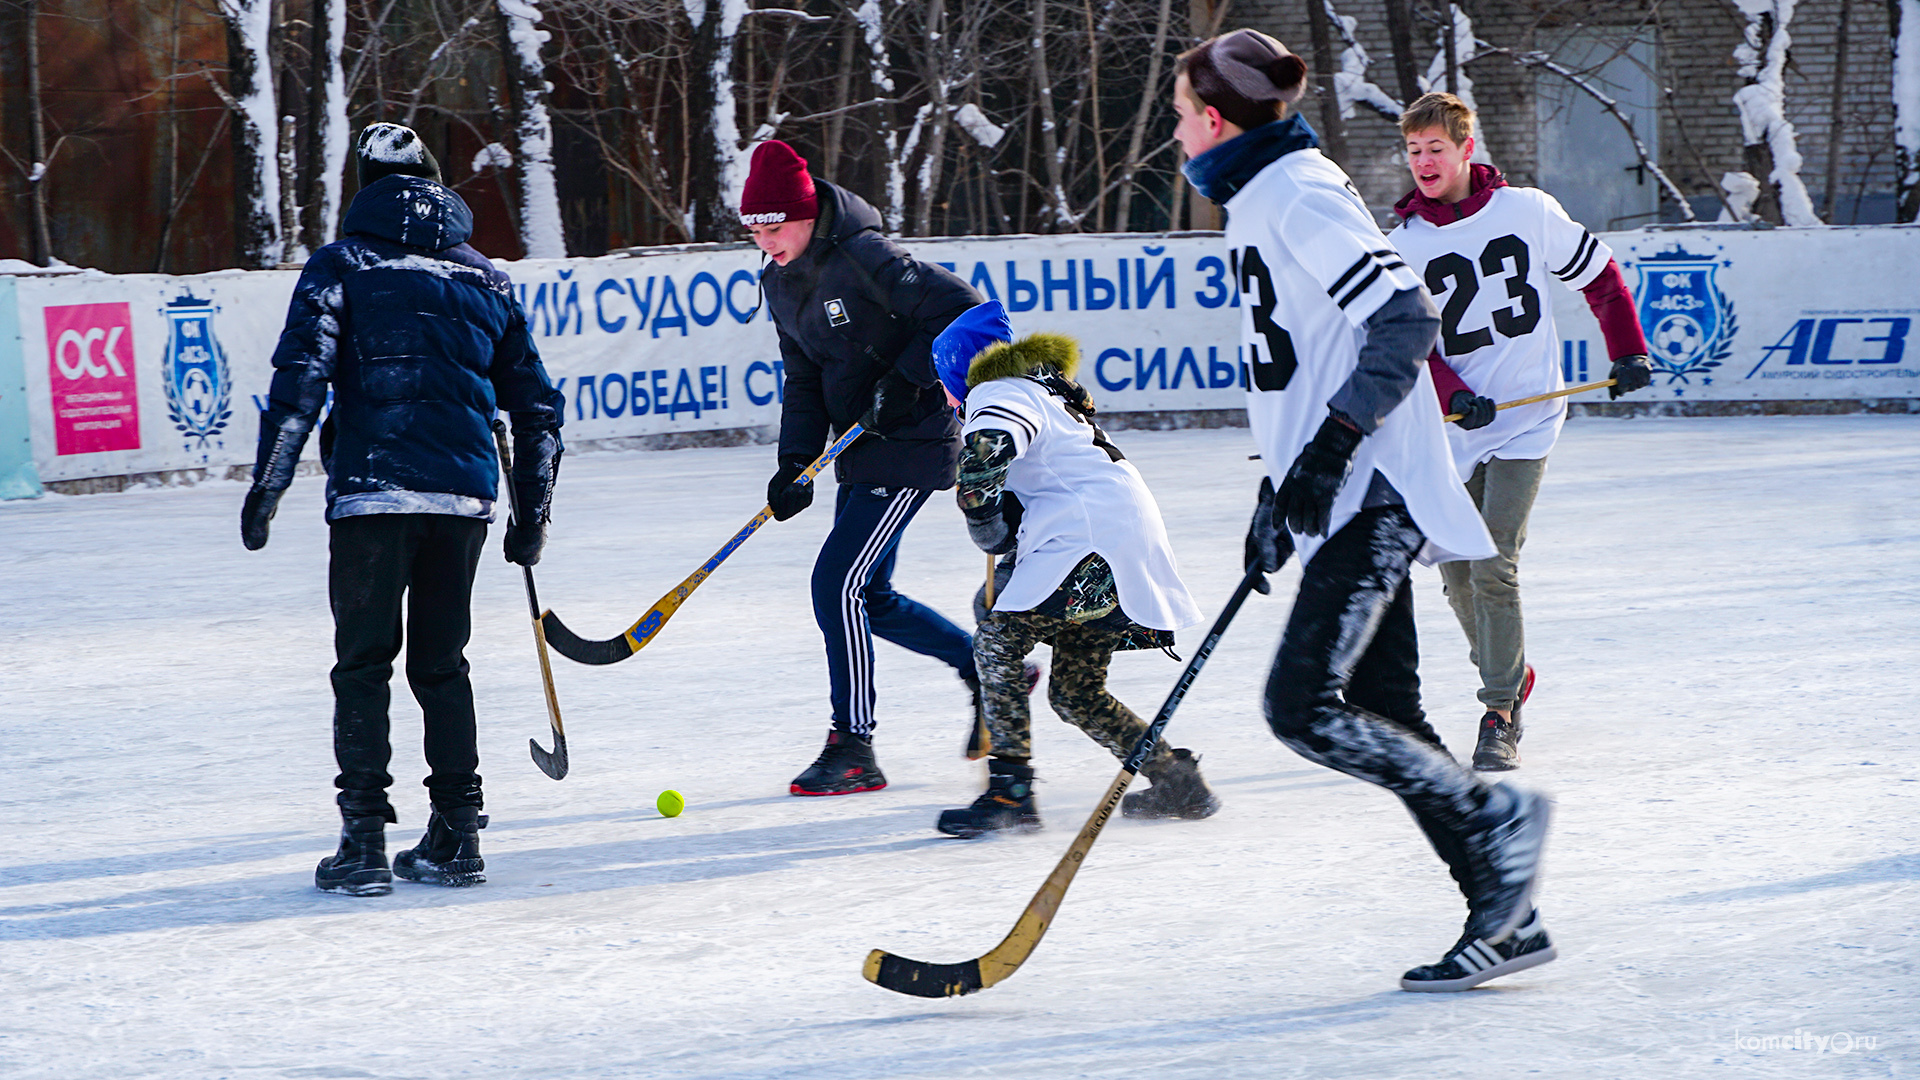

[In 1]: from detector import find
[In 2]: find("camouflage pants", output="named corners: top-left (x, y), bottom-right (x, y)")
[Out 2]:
top-left (974, 609), bottom-right (1173, 770)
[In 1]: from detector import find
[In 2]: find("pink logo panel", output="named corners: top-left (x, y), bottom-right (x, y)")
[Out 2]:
top-left (45, 302), bottom-right (140, 455)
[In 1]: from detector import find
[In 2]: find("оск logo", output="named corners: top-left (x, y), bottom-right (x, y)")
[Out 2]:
top-left (44, 302), bottom-right (140, 455)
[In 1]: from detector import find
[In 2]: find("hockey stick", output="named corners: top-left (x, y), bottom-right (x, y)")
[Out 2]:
top-left (964, 553), bottom-right (997, 760)
top-left (1443, 378), bottom-right (1616, 422)
top-left (865, 564), bottom-right (1264, 998)
top-left (491, 419), bottom-right (568, 781)
top-left (540, 424), bottom-right (866, 666)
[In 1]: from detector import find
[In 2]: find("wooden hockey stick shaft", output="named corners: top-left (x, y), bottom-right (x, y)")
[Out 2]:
top-left (492, 419), bottom-right (569, 781)
top-left (1443, 378), bottom-right (1616, 422)
top-left (965, 554), bottom-right (998, 760)
top-left (866, 566), bottom-right (1265, 997)
top-left (539, 424), bottom-right (866, 666)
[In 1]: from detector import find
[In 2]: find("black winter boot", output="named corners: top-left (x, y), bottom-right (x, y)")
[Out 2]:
top-left (315, 815), bottom-right (393, 896)
top-left (1122, 748), bottom-right (1221, 820)
top-left (938, 758), bottom-right (1041, 838)
top-left (790, 730), bottom-right (887, 795)
top-left (393, 807), bottom-right (488, 887)
top-left (1472, 707), bottom-right (1523, 771)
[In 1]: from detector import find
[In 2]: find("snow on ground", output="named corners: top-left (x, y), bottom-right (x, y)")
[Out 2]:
top-left (1, 416), bottom-right (1914, 1079)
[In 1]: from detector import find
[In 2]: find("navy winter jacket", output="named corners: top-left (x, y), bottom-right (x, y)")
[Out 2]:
top-left (762, 181), bottom-right (980, 490)
top-left (259, 175), bottom-right (564, 518)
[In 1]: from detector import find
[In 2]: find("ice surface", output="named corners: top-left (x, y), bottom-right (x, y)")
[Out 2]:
top-left (1, 418), bottom-right (1914, 1078)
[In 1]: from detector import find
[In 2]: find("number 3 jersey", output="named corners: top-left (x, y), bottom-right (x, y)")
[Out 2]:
top-left (1388, 186), bottom-right (1612, 477)
top-left (1223, 147), bottom-right (1494, 567)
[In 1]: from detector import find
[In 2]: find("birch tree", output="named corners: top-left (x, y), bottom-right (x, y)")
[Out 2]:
top-left (218, 0), bottom-right (283, 268)
top-left (499, 0), bottom-right (568, 256)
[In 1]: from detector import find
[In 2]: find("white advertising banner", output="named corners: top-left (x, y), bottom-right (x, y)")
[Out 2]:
top-left (1550, 225), bottom-right (1920, 403)
top-left (6, 225), bottom-right (1917, 483)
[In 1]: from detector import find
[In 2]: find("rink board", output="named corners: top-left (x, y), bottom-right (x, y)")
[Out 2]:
top-left (1, 225), bottom-right (1915, 485)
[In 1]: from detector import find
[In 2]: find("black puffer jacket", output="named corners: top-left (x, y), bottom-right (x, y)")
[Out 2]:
top-left (762, 180), bottom-right (980, 490)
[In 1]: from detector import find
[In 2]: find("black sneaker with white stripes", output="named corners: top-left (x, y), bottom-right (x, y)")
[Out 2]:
top-left (1400, 909), bottom-right (1557, 992)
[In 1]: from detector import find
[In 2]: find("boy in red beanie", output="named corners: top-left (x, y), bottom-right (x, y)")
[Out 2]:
top-left (743, 140), bottom-right (986, 796)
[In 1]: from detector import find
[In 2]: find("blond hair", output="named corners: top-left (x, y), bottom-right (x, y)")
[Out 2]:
top-left (1400, 92), bottom-right (1474, 145)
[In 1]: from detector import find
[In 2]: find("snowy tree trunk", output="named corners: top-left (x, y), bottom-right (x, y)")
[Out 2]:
top-left (24, 0), bottom-right (52, 266)
top-left (1115, 0), bottom-right (1173, 230)
top-left (1382, 0), bottom-right (1422, 107)
top-left (305, 0), bottom-right (348, 249)
top-left (1733, 0), bottom-right (1821, 225)
top-left (1306, 0), bottom-right (1349, 163)
top-left (1029, 0), bottom-right (1071, 230)
top-left (1893, 0), bottom-right (1920, 221)
top-left (909, 0), bottom-right (950, 237)
top-left (852, 0), bottom-right (904, 232)
top-left (498, 0), bottom-right (568, 257)
top-left (686, 0), bottom-right (748, 243)
top-left (1425, 5), bottom-right (1491, 163)
top-left (220, 0), bottom-right (282, 269)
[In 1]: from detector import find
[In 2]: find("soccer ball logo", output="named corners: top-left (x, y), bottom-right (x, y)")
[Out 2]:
top-left (1652, 314), bottom-right (1706, 364)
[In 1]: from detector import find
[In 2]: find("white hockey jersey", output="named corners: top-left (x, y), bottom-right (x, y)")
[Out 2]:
top-left (962, 377), bottom-right (1202, 632)
top-left (1388, 186), bottom-right (1613, 477)
top-left (1223, 147), bottom-right (1494, 566)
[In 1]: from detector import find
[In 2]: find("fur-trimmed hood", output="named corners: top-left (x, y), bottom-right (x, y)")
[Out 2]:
top-left (967, 332), bottom-right (1079, 387)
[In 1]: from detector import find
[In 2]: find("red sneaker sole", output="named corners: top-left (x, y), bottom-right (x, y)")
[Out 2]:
top-left (789, 782), bottom-right (888, 796)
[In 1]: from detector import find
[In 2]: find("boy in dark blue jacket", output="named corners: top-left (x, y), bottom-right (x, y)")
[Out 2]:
top-left (241, 123), bottom-right (566, 895)
top-left (744, 140), bottom-right (981, 795)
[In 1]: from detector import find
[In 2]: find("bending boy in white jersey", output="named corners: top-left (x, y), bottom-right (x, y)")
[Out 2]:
top-left (929, 302), bottom-right (1215, 837)
top-left (1389, 92), bottom-right (1653, 770)
top-left (1175, 29), bottom-right (1554, 991)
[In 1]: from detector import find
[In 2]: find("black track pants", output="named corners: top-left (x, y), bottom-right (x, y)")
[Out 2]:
top-left (1263, 506), bottom-right (1488, 895)
top-left (328, 513), bottom-right (486, 820)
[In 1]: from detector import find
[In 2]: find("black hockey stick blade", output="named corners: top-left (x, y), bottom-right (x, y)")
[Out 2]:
top-left (864, 952), bottom-right (985, 998)
top-left (540, 608), bottom-right (636, 666)
top-left (529, 730), bottom-right (569, 779)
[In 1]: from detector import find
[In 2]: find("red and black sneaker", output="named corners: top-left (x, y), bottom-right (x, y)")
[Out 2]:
top-left (790, 730), bottom-right (888, 796)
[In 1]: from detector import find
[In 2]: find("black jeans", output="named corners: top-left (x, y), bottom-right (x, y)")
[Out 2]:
top-left (328, 513), bottom-right (486, 820)
top-left (1263, 506), bottom-right (1490, 897)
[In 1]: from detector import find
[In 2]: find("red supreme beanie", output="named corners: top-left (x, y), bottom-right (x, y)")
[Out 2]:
top-left (740, 140), bottom-right (818, 225)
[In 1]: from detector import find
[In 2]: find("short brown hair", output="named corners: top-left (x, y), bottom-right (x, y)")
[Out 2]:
top-left (1400, 92), bottom-right (1474, 145)
top-left (1176, 31), bottom-right (1308, 133)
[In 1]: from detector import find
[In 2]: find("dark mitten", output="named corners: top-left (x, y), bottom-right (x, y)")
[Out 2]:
top-left (241, 487), bottom-right (282, 551)
top-left (505, 429), bottom-right (562, 566)
top-left (1276, 414), bottom-right (1363, 538)
top-left (241, 406), bottom-right (312, 551)
top-left (963, 492), bottom-right (1023, 555)
top-left (1243, 476), bottom-right (1293, 595)
top-left (858, 370), bottom-right (922, 437)
top-left (1448, 389), bottom-right (1497, 430)
top-left (1609, 354), bottom-right (1653, 398)
top-left (766, 456), bottom-right (814, 521)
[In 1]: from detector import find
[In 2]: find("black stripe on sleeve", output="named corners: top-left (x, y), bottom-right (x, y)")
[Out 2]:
top-left (1325, 253), bottom-right (1373, 299)
top-left (1553, 233), bottom-right (1597, 280)
top-left (971, 406), bottom-right (1037, 442)
top-left (1337, 264), bottom-right (1386, 309)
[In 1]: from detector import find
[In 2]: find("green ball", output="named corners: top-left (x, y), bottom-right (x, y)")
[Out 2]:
top-left (656, 789), bottom-right (685, 818)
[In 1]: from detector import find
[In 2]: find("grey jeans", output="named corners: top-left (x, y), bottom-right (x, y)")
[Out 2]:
top-left (1439, 455), bottom-right (1548, 711)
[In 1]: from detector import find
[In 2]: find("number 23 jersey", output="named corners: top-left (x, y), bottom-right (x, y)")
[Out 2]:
top-left (1388, 186), bottom-right (1612, 476)
top-left (1224, 147), bottom-right (1493, 566)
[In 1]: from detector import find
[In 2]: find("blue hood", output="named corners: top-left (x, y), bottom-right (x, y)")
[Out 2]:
top-left (342, 174), bottom-right (474, 251)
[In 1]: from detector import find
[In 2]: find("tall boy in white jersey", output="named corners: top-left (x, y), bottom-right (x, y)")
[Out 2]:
top-left (1389, 92), bottom-right (1653, 770)
top-left (1175, 29), bottom-right (1554, 991)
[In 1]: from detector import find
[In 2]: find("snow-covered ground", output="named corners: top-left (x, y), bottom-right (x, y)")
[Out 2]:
top-left (2, 416), bottom-right (1914, 1079)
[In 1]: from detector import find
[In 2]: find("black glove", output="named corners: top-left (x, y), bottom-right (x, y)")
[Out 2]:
top-left (503, 429), bottom-right (562, 566)
top-left (240, 486), bottom-right (282, 551)
top-left (1276, 414), bottom-right (1363, 538)
top-left (1243, 476), bottom-right (1293, 595)
top-left (1448, 389), bottom-right (1497, 430)
top-left (1609, 354), bottom-right (1653, 398)
top-left (858, 370), bottom-right (922, 438)
top-left (503, 521), bottom-right (545, 566)
top-left (240, 406), bottom-right (311, 551)
top-left (766, 456), bottom-right (814, 521)
top-left (963, 491), bottom-right (1023, 555)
